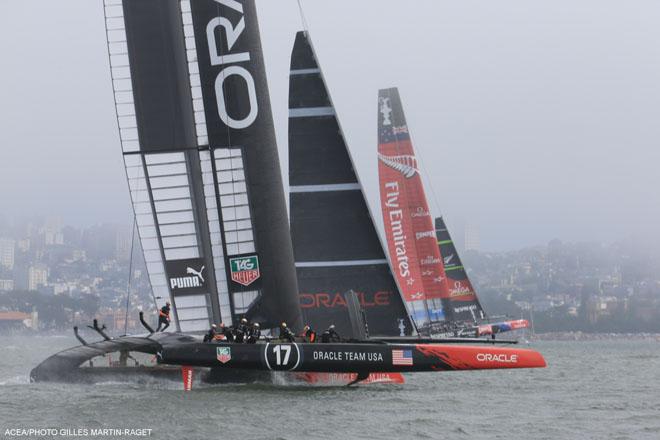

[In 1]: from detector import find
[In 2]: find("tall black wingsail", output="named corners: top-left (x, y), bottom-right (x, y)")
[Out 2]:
top-left (435, 217), bottom-right (485, 322)
top-left (288, 32), bottom-right (411, 337)
top-left (104, 0), bottom-right (301, 332)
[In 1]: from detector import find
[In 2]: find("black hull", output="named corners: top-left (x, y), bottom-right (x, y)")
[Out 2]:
top-left (161, 340), bottom-right (546, 373)
top-left (31, 332), bottom-right (545, 384)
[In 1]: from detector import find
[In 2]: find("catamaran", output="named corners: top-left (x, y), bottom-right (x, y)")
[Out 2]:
top-left (31, 0), bottom-right (544, 387)
top-left (377, 87), bottom-right (529, 339)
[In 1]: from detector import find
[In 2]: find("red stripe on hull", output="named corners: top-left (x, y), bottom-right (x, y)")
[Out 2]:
top-left (416, 344), bottom-right (546, 370)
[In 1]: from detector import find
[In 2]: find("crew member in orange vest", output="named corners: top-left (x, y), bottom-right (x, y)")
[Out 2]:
top-left (301, 325), bottom-right (316, 343)
top-left (156, 301), bottom-right (171, 332)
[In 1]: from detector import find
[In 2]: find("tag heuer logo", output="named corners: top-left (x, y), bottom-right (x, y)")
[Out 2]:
top-left (217, 347), bottom-right (231, 364)
top-left (229, 255), bottom-right (260, 286)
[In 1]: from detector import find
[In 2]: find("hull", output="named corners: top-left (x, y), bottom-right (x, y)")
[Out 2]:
top-left (427, 319), bottom-right (531, 338)
top-left (161, 341), bottom-right (546, 372)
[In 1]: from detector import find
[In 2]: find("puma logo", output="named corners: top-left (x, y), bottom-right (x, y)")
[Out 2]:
top-left (186, 266), bottom-right (205, 283)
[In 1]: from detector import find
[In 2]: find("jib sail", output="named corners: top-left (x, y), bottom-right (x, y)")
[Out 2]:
top-left (377, 88), bottom-right (451, 325)
top-left (288, 32), bottom-right (411, 337)
top-left (435, 217), bottom-right (485, 322)
top-left (103, 0), bottom-right (301, 332)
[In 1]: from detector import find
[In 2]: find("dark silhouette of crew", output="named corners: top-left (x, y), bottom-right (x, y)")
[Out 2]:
top-left (246, 323), bottom-right (260, 344)
top-left (320, 324), bottom-right (341, 343)
top-left (234, 318), bottom-right (249, 343)
top-left (203, 324), bottom-right (217, 342)
top-left (156, 301), bottom-right (171, 332)
top-left (279, 322), bottom-right (295, 342)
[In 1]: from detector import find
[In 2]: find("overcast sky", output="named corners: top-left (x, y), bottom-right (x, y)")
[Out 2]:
top-left (1, 0), bottom-right (659, 251)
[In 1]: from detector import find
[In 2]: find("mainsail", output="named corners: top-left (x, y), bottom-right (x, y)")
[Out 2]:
top-left (104, 0), bottom-right (301, 332)
top-left (377, 88), bottom-right (450, 325)
top-left (288, 32), bottom-right (411, 337)
top-left (435, 217), bottom-right (485, 322)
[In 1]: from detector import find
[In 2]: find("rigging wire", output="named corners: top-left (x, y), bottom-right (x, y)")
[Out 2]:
top-left (296, 0), bottom-right (310, 33)
top-left (123, 216), bottom-right (137, 336)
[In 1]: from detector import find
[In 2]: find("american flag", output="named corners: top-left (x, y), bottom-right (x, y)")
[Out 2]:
top-left (392, 349), bottom-right (413, 366)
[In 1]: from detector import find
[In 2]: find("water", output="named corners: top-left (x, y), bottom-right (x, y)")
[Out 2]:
top-left (1, 336), bottom-right (659, 440)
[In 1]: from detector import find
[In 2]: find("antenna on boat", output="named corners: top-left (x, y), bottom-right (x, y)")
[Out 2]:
top-left (296, 0), bottom-right (310, 33)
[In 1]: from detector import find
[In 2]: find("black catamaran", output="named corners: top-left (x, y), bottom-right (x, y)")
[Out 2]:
top-left (31, 0), bottom-right (544, 387)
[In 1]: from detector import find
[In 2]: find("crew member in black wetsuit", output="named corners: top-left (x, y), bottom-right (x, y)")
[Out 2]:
top-left (279, 322), bottom-right (295, 342)
top-left (246, 323), bottom-right (260, 344)
top-left (320, 324), bottom-right (341, 343)
top-left (234, 318), bottom-right (249, 343)
top-left (203, 324), bottom-right (217, 342)
top-left (156, 302), bottom-right (171, 332)
top-left (302, 325), bottom-right (316, 343)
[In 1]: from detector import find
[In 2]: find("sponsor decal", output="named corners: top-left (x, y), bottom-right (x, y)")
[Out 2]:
top-left (392, 349), bottom-right (413, 366)
top-left (453, 304), bottom-right (478, 314)
top-left (411, 207), bottom-right (430, 218)
top-left (181, 366), bottom-right (194, 391)
top-left (443, 254), bottom-right (455, 265)
top-left (200, 0), bottom-right (258, 129)
top-left (378, 153), bottom-right (418, 179)
top-left (166, 258), bottom-right (207, 293)
top-left (312, 351), bottom-right (384, 362)
top-left (217, 347), bottom-right (231, 364)
top-left (392, 125), bottom-right (409, 135)
top-left (379, 96), bottom-right (392, 125)
top-left (420, 256), bottom-right (441, 266)
top-left (415, 230), bottom-right (435, 240)
top-left (383, 182), bottom-right (412, 280)
top-left (476, 353), bottom-right (518, 363)
top-left (299, 291), bottom-right (391, 309)
top-left (229, 255), bottom-right (260, 286)
top-left (449, 280), bottom-right (474, 297)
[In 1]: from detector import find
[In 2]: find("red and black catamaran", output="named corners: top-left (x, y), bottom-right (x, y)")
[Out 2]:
top-left (377, 88), bottom-right (530, 339)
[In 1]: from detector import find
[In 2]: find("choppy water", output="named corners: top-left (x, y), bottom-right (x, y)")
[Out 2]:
top-left (1, 336), bottom-right (659, 440)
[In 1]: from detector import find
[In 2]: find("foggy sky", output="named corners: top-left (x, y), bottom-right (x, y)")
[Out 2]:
top-left (1, 0), bottom-right (659, 251)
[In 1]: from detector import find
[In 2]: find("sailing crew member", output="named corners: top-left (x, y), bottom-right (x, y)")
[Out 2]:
top-left (219, 323), bottom-right (234, 342)
top-left (320, 324), bottom-right (341, 343)
top-left (203, 324), bottom-right (217, 342)
top-left (156, 302), bottom-right (171, 332)
top-left (279, 322), bottom-right (295, 342)
top-left (301, 325), bottom-right (316, 343)
top-left (246, 323), bottom-right (260, 344)
top-left (234, 317), bottom-right (249, 343)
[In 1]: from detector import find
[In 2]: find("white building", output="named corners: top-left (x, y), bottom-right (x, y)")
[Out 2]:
top-left (0, 238), bottom-right (15, 270)
top-left (28, 265), bottom-right (48, 291)
top-left (0, 279), bottom-right (14, 291)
